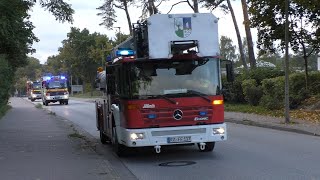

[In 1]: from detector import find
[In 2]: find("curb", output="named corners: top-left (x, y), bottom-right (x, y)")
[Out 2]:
top-left (225, 118), bottom-right (319, 137)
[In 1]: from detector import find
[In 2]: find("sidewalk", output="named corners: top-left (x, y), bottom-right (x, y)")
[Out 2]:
top-left (225, 112), bottom-right (320, 136)
top-left (0, 97), bottom-right (133, 180)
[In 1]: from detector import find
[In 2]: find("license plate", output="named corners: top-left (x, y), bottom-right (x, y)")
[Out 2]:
top-left (167, 136), bottom-right (191, 143)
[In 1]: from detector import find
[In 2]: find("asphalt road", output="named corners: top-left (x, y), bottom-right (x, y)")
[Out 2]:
top-left (30, 98), bottom-right (320, 180)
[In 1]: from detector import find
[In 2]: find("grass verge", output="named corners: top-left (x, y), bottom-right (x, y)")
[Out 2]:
top-left (225, 102), bottom-right (320, 123)
top-left (35, 103), bottom-right (42, 109)
top-left (68, 132), bottom-right (86, 139)
top-left (225, 103), bottom-right (283, 117)
top-left (0, 104), bottom-right (11, 119)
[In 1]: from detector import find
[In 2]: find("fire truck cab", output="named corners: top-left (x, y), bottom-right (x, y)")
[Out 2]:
top-left (95, 13), bottom-right (231, 156)
top-left (41, 74), bottom-right (69, 106)
top-left (26, 81), bottom-right (42, 101)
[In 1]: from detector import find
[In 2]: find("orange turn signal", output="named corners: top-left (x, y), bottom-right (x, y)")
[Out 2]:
top-left (212, 100), bottom-right (223, 105)
top-left (127, 104), bottom-right (139, 110)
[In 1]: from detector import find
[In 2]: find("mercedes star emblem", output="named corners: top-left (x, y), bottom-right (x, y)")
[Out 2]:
top-left (173, 109), bottom-right (183, 120)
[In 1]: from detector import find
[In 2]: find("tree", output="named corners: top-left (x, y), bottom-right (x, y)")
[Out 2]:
top-left (202, 0), bottom-right (248, 70)
top-left (220, 36), bottom-right (238, 62)
top-left (55, 28), bottom-right (115, 95)
top-left (97, 0), bottom-right (134, 34)
top-left (248, 0), bottom-right (320, 89)
top-left (241, 0), bottom-right (256, 68)
top-left (138, 0), bottom-right (168, 19)
top-left (0, 0), bottom-right (73, 106)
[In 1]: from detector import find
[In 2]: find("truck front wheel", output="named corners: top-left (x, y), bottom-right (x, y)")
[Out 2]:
top-left (112, 127), bottom-right (128, 157)
top-left (100, 131), bottom-right (111, 144)
top-left (198, 142), bottom-right (215, 152)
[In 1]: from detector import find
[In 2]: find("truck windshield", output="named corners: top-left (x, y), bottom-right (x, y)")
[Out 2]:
top-left (47, 80), bottom-right (67, 89)
top-left (126, 57), bottom-right (220, 99)
top-left (32, 82), bottom-right (41, 89)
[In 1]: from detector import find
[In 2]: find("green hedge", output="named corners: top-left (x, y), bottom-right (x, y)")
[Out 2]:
top-left (222, 68), bottom-right (284, 103)
top-left (260, 72), bottom-right (320, 109)
top-left (0, 55), bottom-right (13, 117)
top-left (242, 79), bottom-right (263, 106)
top-left (222, 68), bottom-right (320, 110)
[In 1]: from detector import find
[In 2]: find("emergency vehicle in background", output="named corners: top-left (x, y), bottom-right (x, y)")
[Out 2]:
top-left (95, 13), bottom-right (233, 156)
top-left (41, 74), bottom-right (69, 106)
top-left (26, 80), bottom-right (42, 102)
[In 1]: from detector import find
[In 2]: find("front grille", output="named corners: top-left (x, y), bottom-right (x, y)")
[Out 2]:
top-left (141, 106), bottom-right (213, 123)
top-left (49, 92), bottom-right (64, 96)
top-left (151, 128), bottom-right (206, 136)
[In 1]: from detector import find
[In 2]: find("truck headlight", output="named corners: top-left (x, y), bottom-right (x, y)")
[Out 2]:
top-left (130, 133), bottom-right (144, 140)
top-left (213, 128), bottom-right (225, 135)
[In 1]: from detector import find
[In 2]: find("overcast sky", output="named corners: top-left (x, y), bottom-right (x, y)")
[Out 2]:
top-left (28, 0), bottom-right (257, 64)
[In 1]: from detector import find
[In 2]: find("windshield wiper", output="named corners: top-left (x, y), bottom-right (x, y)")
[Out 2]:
top-left (147, 95), bottom-right (176, 104)
top-left (186, 90), bottom-right (211, 102)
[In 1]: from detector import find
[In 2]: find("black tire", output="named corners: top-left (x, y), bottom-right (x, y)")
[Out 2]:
top-left (59, 101), bottom-right (63, 105)
top-left (45, 101), bottom-right (49, 106)
top-left (65, 101), bottom-right (68, 105)
top-left (112, 127), bottom-right (128, 157)
top-left (31, 99), bottom-right (35, 102)
top-left (198, 142), bottom-right (215, 152)
top-left (100, 131), bottom-right (111, 144)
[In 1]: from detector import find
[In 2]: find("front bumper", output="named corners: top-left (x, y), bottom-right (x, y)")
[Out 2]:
top-left (119, 123), bottom-right (227, 147)
top-left (31, 94), bottom-right (42, 99)
top-left (45, 95), bottom-right (69, 101)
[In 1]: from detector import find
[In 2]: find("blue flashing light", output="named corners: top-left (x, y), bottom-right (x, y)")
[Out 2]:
top-left (106, 55), bottom-right (112, 61)
top-left (61, 76), bottom-right (66, 80)
top-left (44, 76), bottom-right (51, 81)
top-left (199, 111), bottom-right (207, 116)
top-left (116, 49), bottom-right (135, 56)
top-left (148, 114), bottom-right (157, 119)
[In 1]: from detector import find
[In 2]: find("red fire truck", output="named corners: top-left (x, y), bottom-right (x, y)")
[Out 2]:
top-left (95, 13), bottom-right (233, 156)
top-left (26, 80), bottom-right (42, 102)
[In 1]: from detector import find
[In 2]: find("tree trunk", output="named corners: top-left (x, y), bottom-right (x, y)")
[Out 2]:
top-left (227, 0), bottom-right (248, 70)
top-left (123, 0), bottom-right (132, 35)
top-left (304, 55), bottom-right (309, 90)
top-left (193, 0), bottom-right (199, 13)
top-left (148, 0), bottom-right (154, 15)
top-left (241, 0), bottom-right (256, 68)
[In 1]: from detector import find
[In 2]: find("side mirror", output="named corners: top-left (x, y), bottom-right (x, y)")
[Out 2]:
top-left (226, 61), bottom-right (235, 82)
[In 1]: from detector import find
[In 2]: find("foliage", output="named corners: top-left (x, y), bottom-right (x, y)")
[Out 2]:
top-left (241, 68), bottom-right (285, 85)
top-left (220, 36), bottom-right (237, 62)
top-left (259, 72), bottom-right (320, 110)
top-left (249, 0), bottom-right (320, 54)
top-left (55, 27), bottom-right (116, 94)
top-left (14, 57), bottom-right (42, 95)
top-left (260, 76), bottom-right (285, 110)
top-left (242, 79), bottom-right (263, 106)
top-left (248, 0), bottom-right (320, 89)
top-left (0, 55), bottom-right (13, 107)
top-left (0, 0), bottom-right (73, 116)
top-left (97, 0), bottom-right (133, 34)
top-left (222, 75), bottom-right (246, 103)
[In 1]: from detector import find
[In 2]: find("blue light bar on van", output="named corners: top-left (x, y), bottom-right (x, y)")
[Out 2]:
top-left (61, 76), bottom-right (66, 80)
top-left (116, 49), bottom-right (135, 56)
top-left (44, 76), bottom-right (51, 81)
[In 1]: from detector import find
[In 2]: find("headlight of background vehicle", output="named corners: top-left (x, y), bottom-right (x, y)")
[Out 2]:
top-left (212, 127), bottom-right (225, 135)
top-left (130, 133), bottom-right (144, 140)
